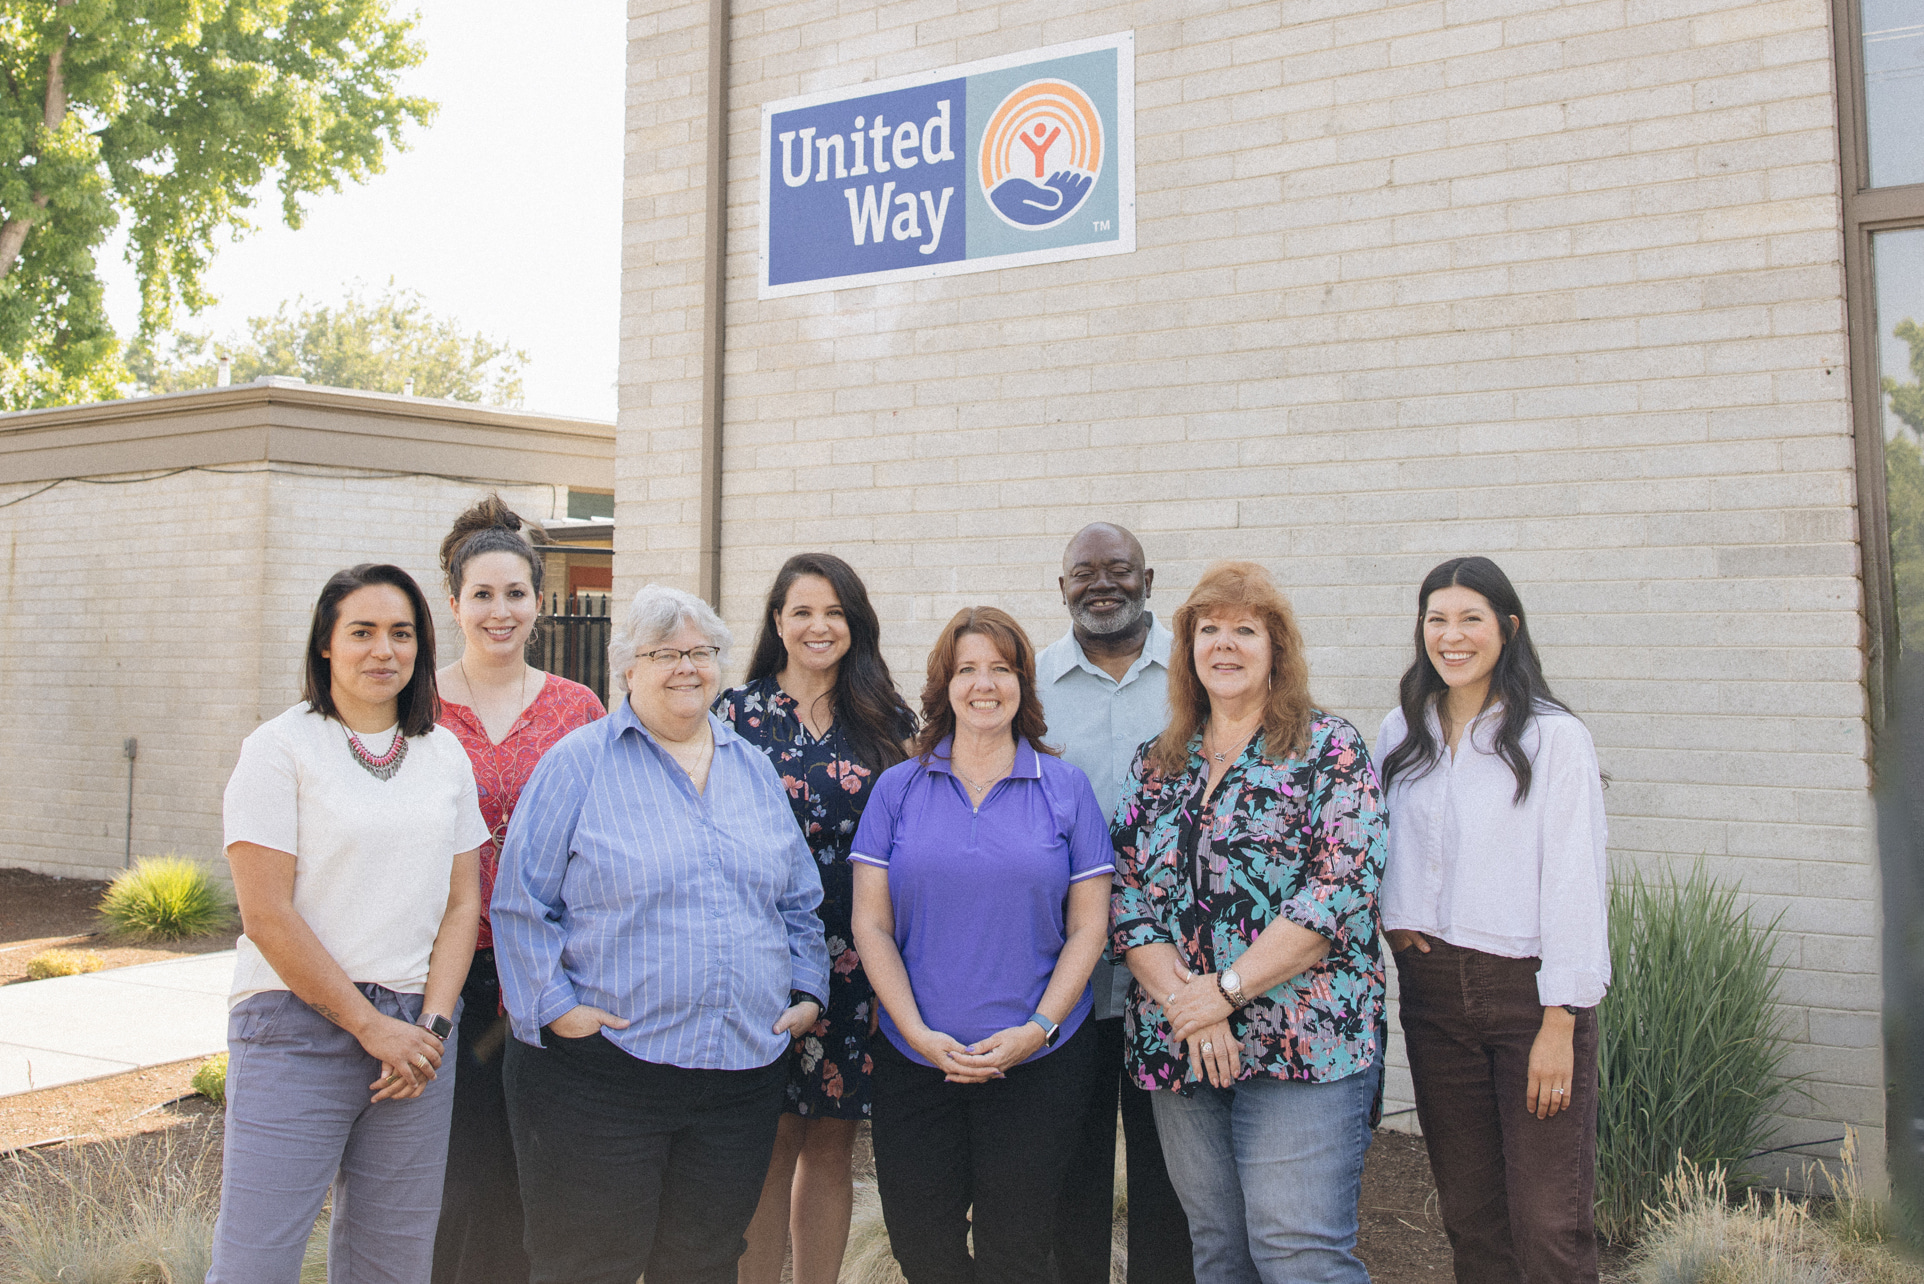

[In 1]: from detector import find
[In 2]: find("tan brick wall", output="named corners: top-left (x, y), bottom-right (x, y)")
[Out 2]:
top-left (622, 0), bottom-right (1875, 1172)
top-left (0, 466), bottom-right (556, 882)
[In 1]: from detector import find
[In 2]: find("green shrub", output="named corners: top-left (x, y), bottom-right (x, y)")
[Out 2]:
top-left (190, 1054), bottom-right (228, 1108)
top-left (96, 855), bottom-right (234, 941)
top-left (1598, 863), bottom-right (1799, 1241)
top-left (23, 949), bottom-right (103, 980)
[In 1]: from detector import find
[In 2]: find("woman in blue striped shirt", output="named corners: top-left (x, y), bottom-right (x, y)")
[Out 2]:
top-left (491, 583), bottom-right (831, 1284)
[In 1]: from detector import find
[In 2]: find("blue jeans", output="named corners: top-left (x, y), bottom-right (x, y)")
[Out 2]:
top-left (1151, 1062), bottom-right (1380, 1284)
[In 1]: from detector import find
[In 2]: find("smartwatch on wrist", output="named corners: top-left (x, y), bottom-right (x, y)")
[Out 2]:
top-left (789, 990), bottom-right (824, 1012)
top-left (1027, 1012), bottom-right (1060, 1046)
top-left (419, 1012), bottom-right (453, 1041)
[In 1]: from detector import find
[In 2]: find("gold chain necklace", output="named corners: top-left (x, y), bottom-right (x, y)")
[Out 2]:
top-left (461, 655), bottom-right (531, 735)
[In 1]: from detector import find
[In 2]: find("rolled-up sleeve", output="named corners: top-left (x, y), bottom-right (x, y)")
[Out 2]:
top-left (1111, 747), bottom-right (1175, 958)
top-left (1533, 719), bottom-right (1611, 1008)
top-left (492, 740), bottom-right (590, 1046)
top-left (1279, 722), bottom-right (1386, 951)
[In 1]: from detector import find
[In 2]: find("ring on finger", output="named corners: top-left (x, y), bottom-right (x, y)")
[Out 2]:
top-left (413, 1053), bottom-right (430, 1069)
top-left (1200, 1041), bottom-right (1214, 1053)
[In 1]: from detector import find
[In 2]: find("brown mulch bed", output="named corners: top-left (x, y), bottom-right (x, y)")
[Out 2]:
top-left (0, 867), bottom-right (240, 985)
top-left (0, 1058), bottom-right (220, 1155)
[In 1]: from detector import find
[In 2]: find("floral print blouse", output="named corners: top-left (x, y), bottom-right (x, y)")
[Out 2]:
top-left (1111, 712), bottom-right (1387, 1091)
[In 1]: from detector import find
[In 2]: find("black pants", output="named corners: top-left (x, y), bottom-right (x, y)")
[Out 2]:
top-left (431, 950), bottom-right (528, 1284)
top-left (872, 1019), bottom-right (1097, 1284)
top-left (504, 1030), bottom-right (787, 1284)
top-left (1394, 939), bottom-right (1600, 1284)
top-left (1052, 1016), bottom-right (1197, 1284)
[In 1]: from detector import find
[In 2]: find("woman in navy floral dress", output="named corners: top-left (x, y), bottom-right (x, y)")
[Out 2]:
top-left (1112, 561), bottom-right (1387, 1284)
top-left (717, 553), bottom-right (915, 1284)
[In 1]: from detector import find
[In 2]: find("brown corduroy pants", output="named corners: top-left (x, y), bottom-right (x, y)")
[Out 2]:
top-left (1393, 938), bottom-right (1600, 1284)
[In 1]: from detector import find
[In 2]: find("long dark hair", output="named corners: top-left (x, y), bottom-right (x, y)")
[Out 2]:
top-left (302, 563), bottom-right (441, 737)
top-left (745, 553), bottom-right (913, 773)
top-left (911, 606), bottom-right (1055, 761)
top-left (1379, 556), bottom-right (1570, 803)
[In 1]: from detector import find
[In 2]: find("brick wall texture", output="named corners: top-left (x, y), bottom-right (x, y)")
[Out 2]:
top-left (0, 466), bottom-right (557, 883)
top-left (621, 0), bottom-right (1875, 1170)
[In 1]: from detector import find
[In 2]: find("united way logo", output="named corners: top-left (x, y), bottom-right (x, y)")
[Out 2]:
top-left (978, 79), bottom-right (1104, 230)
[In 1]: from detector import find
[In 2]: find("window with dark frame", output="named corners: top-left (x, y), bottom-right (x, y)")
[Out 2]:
top-left (1837, 0), bottom-right (1924, 722)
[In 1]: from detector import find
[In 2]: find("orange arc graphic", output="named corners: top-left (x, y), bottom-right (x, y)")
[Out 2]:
top-left (979, 80), bottom-right (1103, 187)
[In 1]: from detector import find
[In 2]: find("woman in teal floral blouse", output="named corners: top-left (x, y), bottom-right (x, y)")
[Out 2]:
top-left (1112, 560), bottom-right (1387, 1284)
top-left (717, 553), bottom-right (916, 1284)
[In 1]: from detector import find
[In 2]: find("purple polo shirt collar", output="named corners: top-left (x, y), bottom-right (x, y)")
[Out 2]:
top-left (920, 734), bottom-right (1044, 788)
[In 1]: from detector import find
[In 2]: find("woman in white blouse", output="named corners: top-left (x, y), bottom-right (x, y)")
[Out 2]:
top-left (211, 564), bottom-right (486, 1283)
top-left (1375, 556), bottom-right (1608, 1284)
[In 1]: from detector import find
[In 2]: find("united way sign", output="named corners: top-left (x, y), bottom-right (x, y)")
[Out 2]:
top-left (758, 32), bottom-right (1136, 298)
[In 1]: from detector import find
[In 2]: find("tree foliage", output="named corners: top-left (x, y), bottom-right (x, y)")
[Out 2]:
top-left (1887, 318), bottom-right (1924, 654)
top-left (128, 283), bottom-right (529, 405)
top-left (0, 0), bottom-right (433, 409)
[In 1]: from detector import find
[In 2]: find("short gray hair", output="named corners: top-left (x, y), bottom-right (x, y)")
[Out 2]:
top-left (609, 584), bottom-right (733, 695)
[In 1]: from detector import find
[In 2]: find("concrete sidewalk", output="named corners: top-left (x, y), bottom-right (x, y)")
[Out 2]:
top-left (0, 951), bottom-right (234, 1096)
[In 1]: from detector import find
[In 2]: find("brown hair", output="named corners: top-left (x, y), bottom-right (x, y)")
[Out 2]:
top-left (301, 563), bottom-right (441, 737)
top-left (911, 606), bottom-right (1056, 760)
top-left (439, 493), bottom-right (547, 598)
top-left (1149, 561), bottom-right (1316, 775)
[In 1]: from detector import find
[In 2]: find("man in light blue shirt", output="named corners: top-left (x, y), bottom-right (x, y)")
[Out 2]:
top-left (1037, 523), bottom-right (1194, 1284)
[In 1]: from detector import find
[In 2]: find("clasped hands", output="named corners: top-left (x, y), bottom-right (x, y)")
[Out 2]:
top-left (1163, 968), bottom-right (1242, 1089)
top-left (905, 1021), bottom-right (1049, 1084)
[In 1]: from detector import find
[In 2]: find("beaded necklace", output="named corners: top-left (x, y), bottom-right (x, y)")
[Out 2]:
top-left (344, 724), bottom-right (408, 781)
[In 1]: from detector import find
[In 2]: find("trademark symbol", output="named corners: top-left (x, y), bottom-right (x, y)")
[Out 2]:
top-left (1092, 219), bottom-right (1111, 231)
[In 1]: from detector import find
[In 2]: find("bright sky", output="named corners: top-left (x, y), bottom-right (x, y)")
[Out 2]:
top-left (98, 0), bottom-right (628, 422)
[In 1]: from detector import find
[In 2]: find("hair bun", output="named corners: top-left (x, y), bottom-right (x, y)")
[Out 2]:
top-left (440, 492), bottom-right (547, 594)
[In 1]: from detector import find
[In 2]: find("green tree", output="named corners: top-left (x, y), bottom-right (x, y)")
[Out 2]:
top-left (0, 0), bottom-right (433, 408)
top-left (1885, 318), bottom-right (1924, 652)
top-left (128, 283), bottom-right (529, 405)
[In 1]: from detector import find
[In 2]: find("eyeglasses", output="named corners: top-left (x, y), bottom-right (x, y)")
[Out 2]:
top-left (637, 645), bottom-right (722, 669)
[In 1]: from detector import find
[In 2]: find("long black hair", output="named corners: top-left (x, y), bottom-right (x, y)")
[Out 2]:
top-left (744, 553), bottom-right (913, 773)
top-left (1378, 556), bottom-right (1570, 803)
top-left (302, 563), bottom-right (441, 737)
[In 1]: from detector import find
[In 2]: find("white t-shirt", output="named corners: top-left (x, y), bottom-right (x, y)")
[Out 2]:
top-left (221, 703), bottom-right (489, 1008)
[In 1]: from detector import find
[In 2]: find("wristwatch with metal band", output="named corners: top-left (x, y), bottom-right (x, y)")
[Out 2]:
top-left (419, 1012), bottom-right (453, 1041)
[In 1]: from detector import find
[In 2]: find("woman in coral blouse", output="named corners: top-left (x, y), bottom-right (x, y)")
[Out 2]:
top-left (430, 495), bottom-right (604, 1284)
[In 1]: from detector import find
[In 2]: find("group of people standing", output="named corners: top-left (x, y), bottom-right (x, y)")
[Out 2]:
top-left (206, 498), bottom-right (1609, 1284)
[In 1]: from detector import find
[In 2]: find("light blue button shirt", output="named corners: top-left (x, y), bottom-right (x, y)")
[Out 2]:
top-left (1035, 612), bottom-right (1174, 1020)
top-left (492, 697), bottom-right (829, 1069)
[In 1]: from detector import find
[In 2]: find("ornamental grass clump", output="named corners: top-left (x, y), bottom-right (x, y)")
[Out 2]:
top-left (96, 855), bottom-right (233, 942)
top-left (1598, 863), bottom-right (1799, 1242)
top-left (22, 949), bottom-right (103, 980)
top-left (0, 1126), bottom-right (219, 1284)
top-left (1629, 1138), bottom-right (1919, 1284)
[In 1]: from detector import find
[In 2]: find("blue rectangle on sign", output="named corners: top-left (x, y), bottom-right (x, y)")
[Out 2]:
top-left (759, 33), bottom-right (1135, 298)
top-left (768, 81), bottom-right (967, 286)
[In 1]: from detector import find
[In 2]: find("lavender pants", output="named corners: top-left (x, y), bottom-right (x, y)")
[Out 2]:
top-left (207, 985), bottom-right (457, 1284)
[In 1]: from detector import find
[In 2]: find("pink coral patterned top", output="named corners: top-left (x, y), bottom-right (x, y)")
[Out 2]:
top-left (438, 672), bottom-right (605, 948)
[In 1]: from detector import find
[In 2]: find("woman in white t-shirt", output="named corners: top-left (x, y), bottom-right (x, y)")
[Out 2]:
top-left (1375, 556), bottom-right (1608, 1284)
top-left (210, 563), bottom-right (486, 1284)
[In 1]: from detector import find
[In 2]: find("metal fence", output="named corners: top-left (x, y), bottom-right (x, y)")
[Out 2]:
top-left (527, 592), bottom-right (612, 706)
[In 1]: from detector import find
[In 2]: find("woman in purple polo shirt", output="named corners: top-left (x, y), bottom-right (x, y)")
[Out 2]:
top-left (850, 605), bottom-right (1114, 1284)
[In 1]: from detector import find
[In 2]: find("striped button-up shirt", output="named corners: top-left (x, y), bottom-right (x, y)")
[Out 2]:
top-left (492, 697), bottom-right (829, 1069)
